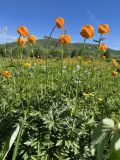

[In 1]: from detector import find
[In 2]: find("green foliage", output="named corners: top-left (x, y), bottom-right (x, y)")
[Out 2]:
top-left (0, 125), bottom-right (20, 160)
top-left (0, 57), bottom-right (120, 159)
top-left (91, 118), bottom-right (120, 160)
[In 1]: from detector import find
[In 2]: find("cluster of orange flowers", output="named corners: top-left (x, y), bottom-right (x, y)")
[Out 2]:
top-left (17, 26), bottom-right (37, 46)
top-left (55, 17), bottom-right (71, 45)
top-left (80, 24), bottom-right (109, 38)
top-left (16, 17), bottom-right (110, 52)
top-left (55, 19), bottom-right (110, 53)
top-left (80, 24), bottom-right (109, 52)
top-left (2, 62), bottom-right (32, 78)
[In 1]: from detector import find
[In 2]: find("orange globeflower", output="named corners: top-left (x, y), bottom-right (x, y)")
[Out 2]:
top-left (112, 70), bottom-right (118, 76)
top-left (112, 59), bottom-right (119, 67)
top-left (55, 17), bottom-right (64, 29)
top-left (80, 24), bottom-right (94, 39)
top-left (2, 71), bottom-right (12, 78)
top-left (16, 38), bottom-right (27, 46)
top-left (28, 35), bottom-right (37, 44)
top-left (24, 63), bottom-right (32, 68)
top-left (99, 44), bottom-right (107, 52)
top-left (59, 34), bottom-right (71, 44)
top-left (17, 26), bottom-right (29, 37)
top-left (98, 24), bottom-right (110, 34)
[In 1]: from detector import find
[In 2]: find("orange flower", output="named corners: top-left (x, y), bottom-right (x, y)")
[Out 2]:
top-left (98, 24), bottom-right (110, 34)
top-left (59, 34), bottom-right (71, 44)
top-left (16, 38), bottom-right (27, 46)
top-left (23, 63), bottom-right (32, 68)
top-left (80, 24), bottom-right (94, 39)
top-left (112, 70), bottom-right (118, 76)
top-left (55, 17), bottom-right (64, 29)
top-left (99, 44), bottom-right (107, 52)
top-left (17, 26), bottom-right (29, 37)
top-left (112, 59), bottom-right (119, 67)
top-left (2, 71), bottom-right (12, 78)
top-left (28, 35), bottom-right (37, 44)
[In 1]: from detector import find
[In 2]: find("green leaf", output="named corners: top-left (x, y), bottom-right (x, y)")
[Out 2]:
top-left (96, 132), bottom-right (109, 160)
top-left (91, 123), bottom-right (104, 155)
top-left (91, 118), bottom-right (114, 157)
top-left (93, 39), bottom-right (99, 43)
top-left (2, 125), bottom-right (20, 160)
top-left (115, 138), bottom-right (120, 151)
top-left (117, 123), bottom-right (120, 130)
top-left (31, 156), bottom-right (38, 160)
top-left (56, 140), bottom-right (63, 146)
top-left (12, 119), bottom-right (26, 160)
top-left (110, 131), bottom-right (120, 152)
top-left (102, 118), bottom-right (115, 131)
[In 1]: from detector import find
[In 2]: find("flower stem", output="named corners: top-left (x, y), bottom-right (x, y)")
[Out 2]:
top-left (82, 38), bottom-right (86, 56)
top-left (49, 25), bottom-right (57, 39)
top-left (45, 25), bottom-right (57, 94)
top-left (96, 34), bottom-right (103, 58)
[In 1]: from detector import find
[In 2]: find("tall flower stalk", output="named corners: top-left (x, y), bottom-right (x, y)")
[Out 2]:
top-left (45, 17), bottom-right (65, 94)
top-left (95, 33), bottom-right (103, 58)
top-left (45, 25), bottom-right (56, 94)
top-left (94, 24), bottom-right (110, 58)
top-left (59, 33), bottom-right (71, 90)
top-left (82, 38), bottom-right (86, 56)
top-left (80, 24), bottom-right (94, 57)
top-left (17, 26), bottom-right (29, 59)
top-left (28, 34), bottom-right (37, 60)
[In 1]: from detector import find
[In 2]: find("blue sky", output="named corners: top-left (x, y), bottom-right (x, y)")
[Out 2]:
top-left (0, 0), bottom-right (119, 50)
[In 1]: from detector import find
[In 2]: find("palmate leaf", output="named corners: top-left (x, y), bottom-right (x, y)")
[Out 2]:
top-left (110, 131), bottom-right (120, 153)
top-left (91, 123), bottom-right (105, 156)
top-left (102, 118), bottom-right (115, 132)
top-left (91, 128), bottom-right (109, 157)
top-left (1, 125), bottom-right (20, 160)
top-left (96, 132), bottom-right (109, 160)
top-left (91, 119), bottom-right (115, 158)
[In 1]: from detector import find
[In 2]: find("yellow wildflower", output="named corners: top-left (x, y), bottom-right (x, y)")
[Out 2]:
top-left (23, 63), bottom-right (32, 68)
top-left (97, 98), bottom-right (103, 101)
top-left (83, 93), bottom-right (89, 96)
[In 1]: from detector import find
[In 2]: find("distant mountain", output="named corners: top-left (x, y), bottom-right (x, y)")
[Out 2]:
top-left (3, 38), bottom-right (120, 58)
top-left (34, 38), bottom-right (120, 57)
